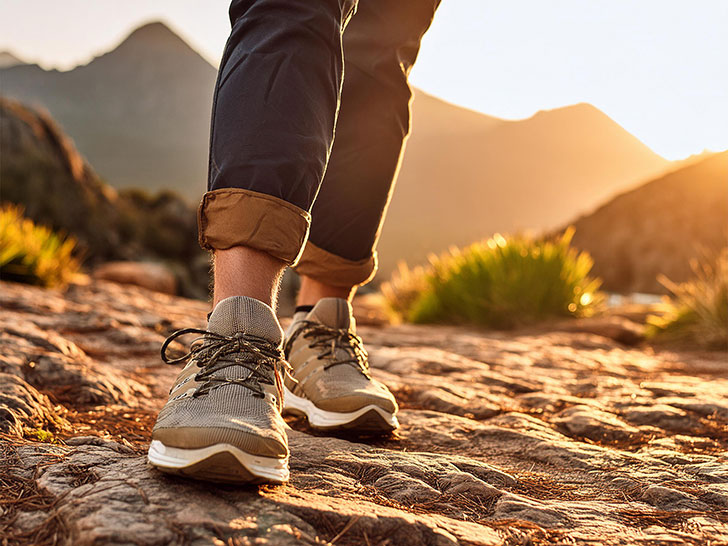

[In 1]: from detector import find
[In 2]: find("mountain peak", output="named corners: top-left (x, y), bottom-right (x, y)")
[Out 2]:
top-left (116, 21), bottom-right (192, 51)
top-left (531, 102), bottom-right (604, 120)
top-left (96, 20), bottom-right (214, 70)
top-left (0, 51), bottom-right (26, 69)
top-left (124, 21), bottom-right (180, 43)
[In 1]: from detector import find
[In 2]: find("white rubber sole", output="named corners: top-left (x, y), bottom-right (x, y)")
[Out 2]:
top-left (282, 386), bottom-right (399, 432)
top-left (147, 440), bottom-right (289, 484)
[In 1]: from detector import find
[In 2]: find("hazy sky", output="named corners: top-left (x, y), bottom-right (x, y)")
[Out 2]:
top-left (1, 0), bottom-right (727, 160)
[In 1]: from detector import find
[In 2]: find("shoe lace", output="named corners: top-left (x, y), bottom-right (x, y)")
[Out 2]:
top-left (284, 320), bottom-right (371, 378)
top-left (161, 328), bottom-right (293, 400)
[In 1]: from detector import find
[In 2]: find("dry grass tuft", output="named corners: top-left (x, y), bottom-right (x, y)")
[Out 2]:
top-left (647, 248), bottom-right (728, 350)
top-left (382, 229), bottom-right (604, 329)
top-left (0, 204), bottom-right (81, 288)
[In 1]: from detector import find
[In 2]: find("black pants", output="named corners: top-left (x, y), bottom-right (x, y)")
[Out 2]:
top-left (198, 0), bottom-right (440, 286)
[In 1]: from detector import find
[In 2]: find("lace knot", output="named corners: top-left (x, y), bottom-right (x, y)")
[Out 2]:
top-left (161, 327), bottom-right (287, 398)
top-left (284, 321), bottom-right (371, 378)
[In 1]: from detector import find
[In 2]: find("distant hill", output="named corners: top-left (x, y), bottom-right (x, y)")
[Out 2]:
top-left (1, 22), bottom-right (671, 279)
top-left (566, 151), bottom-right (728, 293)
top-left (0, 22), bottom-right (217, 196)
top-left (409, 89), bottom-right (504, 137)
top-left (378, 96), bottom-right (670, 276)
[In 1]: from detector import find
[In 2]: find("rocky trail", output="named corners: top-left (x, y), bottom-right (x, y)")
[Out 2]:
top-left (1, 280), bottom-right (727, 545)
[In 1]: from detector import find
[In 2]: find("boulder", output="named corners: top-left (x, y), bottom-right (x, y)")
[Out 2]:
top-left (93, 261), bottom-right (177, 295)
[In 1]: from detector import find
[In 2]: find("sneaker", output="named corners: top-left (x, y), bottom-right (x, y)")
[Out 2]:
top-left (147, 296), bottom-right (290, 484)
top-left (282, 298), bottom-right (399, 433)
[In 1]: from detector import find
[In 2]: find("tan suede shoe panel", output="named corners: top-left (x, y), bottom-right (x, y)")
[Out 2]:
top-left (310, 380), bottom-right (398, 413)
top-left (285, 298), bottom-right (399, 415)
top-left (168, 363), bottom-right (202, 397)
top-left (153, 425), bottom-right (288, 458)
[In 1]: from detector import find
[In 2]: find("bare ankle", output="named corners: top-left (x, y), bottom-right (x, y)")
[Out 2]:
top-left (296, 275), bottom-right (356, 307)
top-left (212, 246), bottom-right (286, 308)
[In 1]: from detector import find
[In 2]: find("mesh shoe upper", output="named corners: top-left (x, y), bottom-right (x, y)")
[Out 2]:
top-left (284, 298), bottom-right (398, 414)
top-left (152, 296), bottom-right (289, 459)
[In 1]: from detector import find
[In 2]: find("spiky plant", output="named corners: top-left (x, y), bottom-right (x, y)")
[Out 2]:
top-left (647, 248), bottom-right (728, 350)
top-left (0, 204), bottom-right (81, 288)
top-left (382, 228), bottom-right (604, 329)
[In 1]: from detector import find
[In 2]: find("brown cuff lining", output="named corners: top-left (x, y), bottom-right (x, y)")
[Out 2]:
top-left (293, 241), bottom-right (378, 288)
top-left (198, 189), bottom-right (311, 266)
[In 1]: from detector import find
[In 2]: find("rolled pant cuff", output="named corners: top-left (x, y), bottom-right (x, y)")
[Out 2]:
top-left (198, 188), bottom-right (311, 265)
top-left (294, 241), bottom-right (378, 287)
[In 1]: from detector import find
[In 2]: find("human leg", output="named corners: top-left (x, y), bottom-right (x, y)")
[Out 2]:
top-left (293, 0), bottom-right (441, 289)
top-left (201, 0), bottom-right (357, 272)
top-left (149, 0), bottom-right (356, 483)
top-left (212, 247), bottom-right (285, 308)
top-left (284, 0), bottom-right (441, 433)
top-left (296, 275), bottom-right (356, 307)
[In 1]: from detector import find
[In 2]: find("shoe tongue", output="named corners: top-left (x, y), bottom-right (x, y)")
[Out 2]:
top-left (307, 298), bottom-right (354, 331)
top-left (207, 296), bottom-right (283, 346)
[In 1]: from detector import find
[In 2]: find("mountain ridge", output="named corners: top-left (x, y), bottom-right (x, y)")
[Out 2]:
top-left (566, 150), bottom-right (728, 293)
top-left (0, 21), bottom-right (217, 198)
top-left (380, 86), bottom-right (669, 276)
top-left (1, 21), bottom-right (672, 278)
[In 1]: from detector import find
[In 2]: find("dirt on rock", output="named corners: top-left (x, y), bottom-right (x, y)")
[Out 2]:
top-left (1, 279), bottom-right (727, 545)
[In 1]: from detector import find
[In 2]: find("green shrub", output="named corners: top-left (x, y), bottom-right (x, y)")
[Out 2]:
top-left (382, 228), bottom-right (604, 328)
top-left (0, 204), bottom-right (81, 288)
top-left (646, 249), bottom-right (728, 349)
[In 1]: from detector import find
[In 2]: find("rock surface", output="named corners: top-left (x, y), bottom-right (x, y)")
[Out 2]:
top-left (0, 98), bottom-right (209, 299)
top-left (1, 279), bottom-right (727, 545)
top-left (93, 261), bottom-right (178, 295)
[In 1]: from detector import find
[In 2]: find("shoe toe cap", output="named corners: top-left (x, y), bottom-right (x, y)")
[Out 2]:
top-left (152, 424), bottom-right (288, 458)
top-left (313, 380), bottom-right (398, 414)
top-left (152, 395), bottom-right (289, 459)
